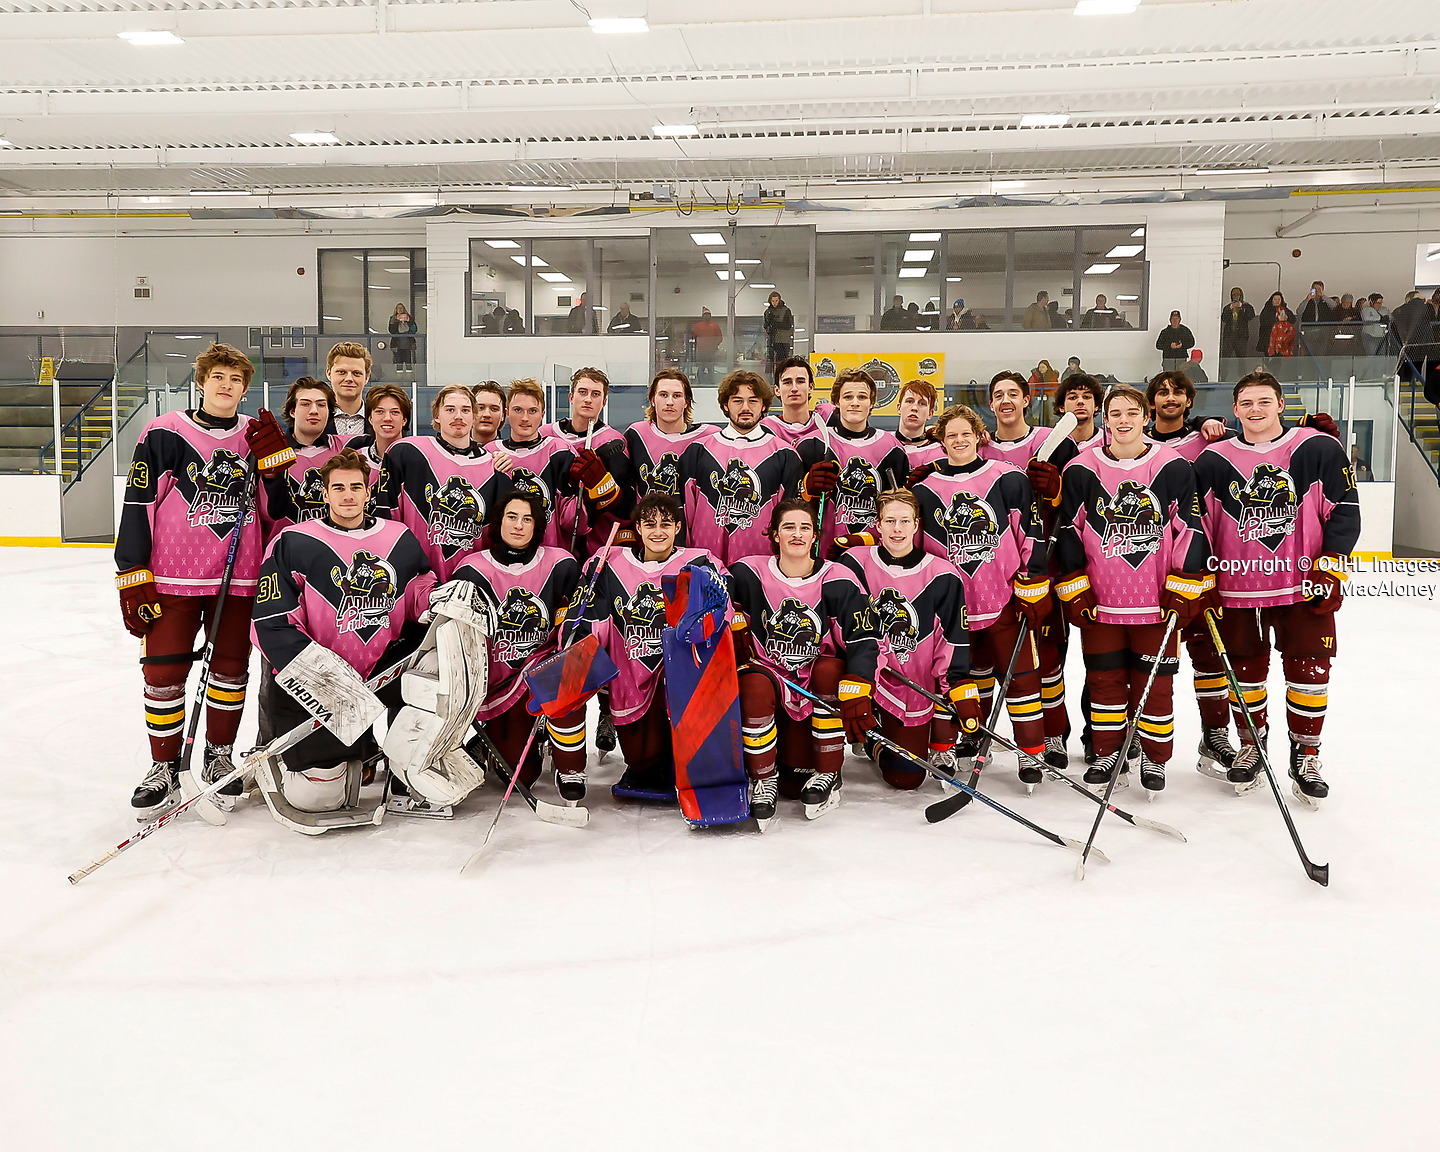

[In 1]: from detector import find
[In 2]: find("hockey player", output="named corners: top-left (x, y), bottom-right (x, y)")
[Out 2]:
top-left (446, 491), bottom-right (586, 798)
top-left (764, 356), bottom-right (835, 444)
top-left (471, 381), bottom-right (506, 448)
top-left (345, 384), bottom-right (411, 480)
top-left (251, 448), bottom-right (440, 828)
top-left (729, 499), bottom-right (881, 817)
top-left (482, 378), bottom-right (592, 549)
top-left (911, 405), bottom-right (1052, 786)
top-left (570, 492), bottom-right (726, 799)
top-left (895, 378), bottom-right (945, 470)
top-left (377, 384), bottom-right (513, 580)
top-left (1192, 371), bottom-right (1360, 802)
top-left (833, 489), bottom-right (981, 789)
top-left (325, 341), bottom-right (372, 438)
top-left (258, 377), bottom-right (347, 538)
top-left (541, 367), bottom-right (630, 556)
top-left (679, 369), bottom-right (810, 567)
top-left (116, 343), bottom-right (290, 816)
top-left (1053, 373), bottom-right (1105, 450)
top-left (624, 369), bottom-right (716, 501)
top-left (1053, 386), bottom-right (1212, 795)
top-left (797, 367), bottom-right (909, 553)
top-left (1146, 371), bottom-right (1228, 463)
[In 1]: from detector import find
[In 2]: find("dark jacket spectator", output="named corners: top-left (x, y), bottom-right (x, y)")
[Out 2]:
top-left (880, 296), bottom-right (910, 331)
top-left (607, 303), bottom-right (644, 334)
top-left (1156, 312), bottom-right (1195, 367)
top-left (1256, 292), bottom-right (1297, 358)
top-left (1220, 289), bottom-right (1256, 359)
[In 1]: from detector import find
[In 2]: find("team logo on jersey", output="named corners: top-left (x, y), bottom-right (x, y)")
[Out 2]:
top-left (835, 457), bottom-right (882, 529)
top-left (507, 468), bottom-right (553, 514)
top-left (617, 581), bottom-right (666, 667)
top-left (493, 588), bottom-right (551, 664)
top-left (870, 588), bottom-right (919, 658)
top-left (938, 492), bottom-right (1002, 572)
top-left (710, 460), bottom-right (764, 529)
top-left (640, 451), bottom-right (682, 496)
top-left (424, 476), bottom-right (484, 551)
top-left (289, 467), bottom-right (329, 523)
top-left (332, 550), bottom-right (399, 635)
top-left (185, 448), bottom-right (254, 535)
top-left (1094, 480), bottom-right (1163, 567)
top-left (765, 597), bottom-right (825, 671)
top-left (1229, 463), bottom-right (1298, 549)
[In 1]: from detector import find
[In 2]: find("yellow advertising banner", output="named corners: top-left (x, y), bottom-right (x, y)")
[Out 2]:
top-left (809, 352), bottom-right (944, 415)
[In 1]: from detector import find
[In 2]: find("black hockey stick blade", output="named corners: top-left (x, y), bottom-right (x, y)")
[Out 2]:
top-left (925, 789), bottom-right (970, 824)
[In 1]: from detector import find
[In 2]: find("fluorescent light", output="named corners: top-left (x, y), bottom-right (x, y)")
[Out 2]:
top-left (1131, 227), bottom-right (1146, 237)
top-left (164, 353), bottom-right (185, 358)
top-left (290, 131), bottom-right (339, 145)
top-left (588, 17), bottom-right (648, 34)
top-left (690, 232), bottom-right (726, 246)
top-left (367, 285), bottom-right (393, 290)
top-left (835, 176), bottom-right (903, 185)
top-left (507, 184), bottom-right (574, 192)
top-left (652, 124), bottom-right (699, 137)
top-left (992, 180), bottom-right (1026, 191)
top-left (189, 188), bottom-right (250, 196)
top-left (1106, 244), bottom-right (1144, 258)
top-left (946, 276), bottom-right (964, 282)
top-left (537, 272), bottom-right (572, 283)
top-left (383, 268), bottom-right (410, 273)
top-left (118, 30), bottom-right (184, 46)
top-left (909, 233), bottom-right (941, 242)
top-left (173, 335), bottom-right (206, 340)
top-left (716, 270), bottom-right (746, 281)
top-left (485, 239), bottom-right (521, 249)
top-left (0, 138), bottom-right (13, 147)
top-left (1116, 294), bottom-right (1140, 302)
top-left (704, 252), bottom-right (730, 265)
top-left (1074, 0), bottom-right (1140, 14)
top-left (323, 315), bottom-right (344, 321)
top-left (1084, 263), bottom-right (1120, 275)
top-left (735, 259), bottom-right (762, 265)
top-left (898, 268), bottom-right (928, 279)
top-left (1020, 114), bottom-right (1070, 127)
top-left (510, 255), bottom-right (549, 267)
top-left (1195, 165), bottom-right (1271, 175)
top-left (0, 208), bottom-right (24, 215)
top-left (902, 249), bottom-right (936, 262)
top-left (749, 283), bottom-right (776, 289)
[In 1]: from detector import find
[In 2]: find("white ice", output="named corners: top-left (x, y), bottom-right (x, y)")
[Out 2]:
top-left (3, 546), bottom-right (1436, 1152)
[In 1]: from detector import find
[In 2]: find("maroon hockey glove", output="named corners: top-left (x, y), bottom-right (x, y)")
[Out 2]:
top-left (116, 567), bottom-right (163, 637)
top-left (827, 531), bottom-right (875, 560)
top-left (946, 680), bottom-right (982, 734)
top-left (612, 519), bottom-right (639, 549)
top-left (906, 461), bottom-right (940, 488)
top-left (1055, 570), bottom-right (1098, 627)
top-left (244, 409), bottom-right (295, 478)
top-left (569, 447), bottom-right (608, 489)
top-left (1305, 554), bottom-right (1348, 614)
top-left (1011, 575), bottom-right (1053, 630)
top-left (1161, 571), bottom-right (1213, 629)
top-left (1299, 412), bottom-right (1340, 439)
top-left (802, 460), bottom-right (840, 499)
top-left (1026, 458), bottom-right (1062, 504)
top-left (837, 677), bottom-right (877, 741)
top-left (730, 613), bottom-right (755, 666)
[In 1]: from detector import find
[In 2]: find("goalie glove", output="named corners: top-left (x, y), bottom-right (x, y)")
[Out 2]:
top-left (116, 567), bottom-right (163, 637)
top-left (946, 680), bottom-right (982, 734)
top-left (1055, 570), bottom-right (1098, 627)
top-left (1011, 575), bottom-right (1052, 630)
top-left (275, 643), bottom-right (386, 746)
top-left (837, 677), bottom-right (877, 742)
top-left (244, 409), bottom-right (296, 477)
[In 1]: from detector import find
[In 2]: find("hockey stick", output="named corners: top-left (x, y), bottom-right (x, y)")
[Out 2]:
top-left (765, 670), bottom-right (1105, 861)
top-left (1075, 612), bottom-right (1179, 880)
top-left (812, 405), bottom-right (833, 561)
top-left (175, 456), bottom-right (258, 826)
top-left (464, 726), bottom-right (587, 829)
top-left (69, 653), bottom-right (416, 884)
top-left (1204, 611), bottom-right (1329, 887)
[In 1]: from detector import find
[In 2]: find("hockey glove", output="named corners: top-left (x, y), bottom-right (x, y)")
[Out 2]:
top-left (828, 531), bottom-right (875, 560)
top-left (1026, 458), bottom-right (1062, 504)
top-left (1305, 553), bottom-right (1348, 614)
top-left (1161, 570), bottom-right (1213, 628)
top-left (730, 613), bottom-right (755, 666)
top-left (570, 448), bottom-right (618, 507)
top-left (116, 567), bottom-right (163, 637)
top-left (1055, 570), bottom-right (1098, 627)
top-left (802, 460), bottom-right (840, 499)
top-left (905, 461), bottom-right (940, 488)
top-left (612, 519), bottom-right (640, 549)
top-left (1011, 575), bottom-right (1053, 630)
top-left (837, 677), bottom-right (878, 741)
top-left (946, 680), bottom-right (982, 734)
top-left (1299, 412), bottom-right (1341, 439)
top-left (244, 409), bottom-right (296, 478)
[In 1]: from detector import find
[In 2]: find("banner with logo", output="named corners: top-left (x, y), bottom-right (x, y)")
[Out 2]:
top-left (809, 352), bottom-right (944, 416)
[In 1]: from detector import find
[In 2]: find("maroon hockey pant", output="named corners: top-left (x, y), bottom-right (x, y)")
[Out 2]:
top-left (1215, 604), bottom-right (1334, 749)
top-left (739, 658), bottom-right (844, 787)
top-left (486, 697), bottom-right (587, 787)
top-left (1079, 621), bottom-right (1178, 763)
top-left (140, 592), bottom-right (253, 762)
top-left (875, 710), bottom-right (956, 790)
top-left (969, 609), bottom-right (1046, 754)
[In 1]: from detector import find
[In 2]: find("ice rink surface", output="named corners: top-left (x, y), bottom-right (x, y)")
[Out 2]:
top-left (2, 546), bottom-right (1435, 1152)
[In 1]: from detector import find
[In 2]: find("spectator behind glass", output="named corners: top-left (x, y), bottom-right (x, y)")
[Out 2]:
top-left (691, 307), bottom-right (723, 386)
top-left (1156, 310), bottom-right (1196, 371)
top-left (1220, 287), bottom-right (1256, 360)
top-left (1334, 294), bottom-right (1362, 352)
top-left (388, 303), bottom-right (418, 376)
top-left (880, 294), bottom-right (909, 331)
top-left (567, 292), bottom-right (598, 334)
top-left (906, 302), bottom-right (922, 330)
top-left (1022, 291), bottom-right (1052, 330)
top-left (1256, 291), bottom-right (1296, 360)
top-left (1060, 356), bottom-right (1084, 382)
top-left (1081, 294), bottom-right (1117, 329)
top-left (764, 291), bottom-right (795, 369)
top-left (608, 301), bottom-right (645, 334)
top-left (1360, 294), bottom-right (1389, 358)
top-left (1300, 280), bottom-right (1338, 357)
top-left (945, 298), bottom-right (973, 331)
top-left (1029, 359), bottom-right (1059, 387)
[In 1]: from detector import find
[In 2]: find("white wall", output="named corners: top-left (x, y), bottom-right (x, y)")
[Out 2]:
top-left (1393, 434), bottom-right (1440, 555)
top-left (0, 475), bottom-right (62, 538)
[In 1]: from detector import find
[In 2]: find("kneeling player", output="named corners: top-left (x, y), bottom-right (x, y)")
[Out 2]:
top-left (1053, 388), bottom-right (1211, 796)
top-left (729, 500), bottom-right (880, 817)
top-left (833, 490), bottom-right (981, 788)
top-left (445, 492), bottom-right (586, 799)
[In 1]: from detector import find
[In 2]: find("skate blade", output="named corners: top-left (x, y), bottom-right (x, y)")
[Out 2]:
top-left (1022, 782), bottom-right (1037, 795)
top-left (385, 796), bottom-right (454, 819)
top-left (1290, 781), bottom-right (1323, 811)
top-left (754, 813), bottom-right (777, 833)
top-left (803, 791), bottom-right (841, 820)
top-left (132, 793), bottom-right (180, 823)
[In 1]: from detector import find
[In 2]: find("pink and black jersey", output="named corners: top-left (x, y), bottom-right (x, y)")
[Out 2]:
top-left (258, 433), bottom-right (347, 541)
top-left (898, 433), bottom-right (945, 471)
top-left (571, 547), bottom-right (724, 724)
top-left (252, 516), bottom-right (434, 679)
top-left (541, 419), bottom-right (631, 554)
top-left (1193, 427), bottom-right (1359, 607)
top-left (762, 401), bottom-right (836, 446)
top-left (728, 556), bottom-right (880, 722)
top-left (981, 424), bottom-right (1080, 472)
top-left (116, 410), bottom-right (263, 596)
top-left (482, 435), bottom-right (580, 549)
top-left (1147, 416), bottom-right (1226, 464)
top-left (913, 459), bottom-right (1043, 629)
top-left (449, 545), bottom-right (581, 722)
top-left (833, 547), bottom-right (971, 723)
top-left (624, 420), bottom-right (716, 501)
top-left (1055, 443), bottom-right (1209, 625)
top-left (377, 435), bottom-right (511, 581)
top-left (797, 425), bottom-right (909, 539)
top-left (680, 426), bottom-right (803, 567)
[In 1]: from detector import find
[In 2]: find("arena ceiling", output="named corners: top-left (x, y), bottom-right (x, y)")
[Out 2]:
top-left (1, 0), bottom-right (1438, 205)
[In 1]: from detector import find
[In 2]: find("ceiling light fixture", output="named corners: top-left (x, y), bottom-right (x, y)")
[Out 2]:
top-left (735, 259), bottom-right (762, 265)
top-left (652, 124), bottom-right (699, 137)
top-left (289, 131), bottom-right (339, 144)
top-left (1195, 165), bottom-right (1271, 175)
top-left (588, 17), bottom-right (648, 34)
top-left (835, 176), bottom-right (904, 185)
top-left (537, 272), bottom-right (572, 283)
top-left (704, 253), bottom-right (730, 265)
top-left (716, 270), bottom-right (746, 281)
top-left (510, 255), bottom-right (549, 267)
top-left (1106, 245), bottom-right (1145, 258)
top-left (898, 268), bottom-right (927, 279)
top-left (1131, 227), bottom-right (1146, 237)
top-left (1084, 263), bottom-right (1120, 275)
top-left (909, 233), bottom-right (941, 242)
top-left (690, 232), bottom-right (726, 246)
top-left (189, 188), bottom-right (250, 196)
top-left (118, 30), bottom-right (184, 46)
top-left (507, 184), bottom-right (574, 192)
top-left (749, 283), bottom-right (776, 289)
top-left (946, 276), bottom-right (964, 283)
top-left (1020, 114), bottom-right (1070, 127)
top-left (1073, 0), bottom-right (1140, 14)
top-left (902, 249), bottom-right (936, 262)
top-left (485, 240), bottom-right (521, 249)
top-left (1116, 294), bottom-right (1140, 302)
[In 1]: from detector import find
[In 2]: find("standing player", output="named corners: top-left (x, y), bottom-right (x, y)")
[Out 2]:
top-left (325, 341), bottom-right (372, 438)
top-left (764, 356), bottom-right (834, 444)
top-left (895, 378), bottom-right (945, 471)
top-left (680, 370), bottom-right (811, 568)
top-left (115, 343), bottom-right (291, 816)
top-left (833, 490), bottom-right (981, 790)
top-left (541, 367), bottom-right (630, 556)
top-left (258, 377), bottom-right (347, 538)
top-left (911, 405), bottom-right (1052, 786)
top-left (471, 381), bottom-right (506, 448)
top-left (447, 492), bottom-right (586, 799)
top-left (1192, 371), bottom-right (1360, 802)
top-left (483, 378), bottom-right (589, 548)
top-left (378, 384), bottom-right (512, 580)
top-left (624, 369), bottom-right (716, 502)
top-left (1053, 387), bottom-right (1211, 795)
top-left (729, 499), bottom-right (880, 817)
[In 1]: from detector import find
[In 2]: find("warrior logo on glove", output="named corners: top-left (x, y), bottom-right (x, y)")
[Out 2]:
top-left (938, 492), bottom-right (1003, 572)
top-left (1094, 479), bottom-right (1163, 566)
top-left (639, 452), bottom-right (682, 497)
top-left (618, 581), bottom-right (667, 666)
top-left (709, 460), bottom-right (764, 529)
top-left (870, 588), bottom-right (920, 658)
top-left (1228, 463), bottom-right (1299, 549)
top-left (493, 588), bottom-right (552, 664)
top-left (184, 448), bottom-right (252, 533)
top-left (423, 476), bottom-right (484, 550)
top-left (765, 597), bottom-right (826, 671)
top-left (331, 550), bottom-right (400, 636)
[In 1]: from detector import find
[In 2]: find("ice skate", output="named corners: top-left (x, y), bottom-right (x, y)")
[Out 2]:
top-left (1043, 736), bottom-right (1068, 771)
top-left (384, 773), bottom-right (453, 819)
top-left (1289, 744), bottom-right (1328, 810)
top-left (1196, 727), bottom-right (1238, 777)
top-left (1017, 751), bottom-right (1046, 794)
top-left (801, 770), bottom-right (841, 819)
top-left (1139, 753), bottom-right (1166, 800)
top-left (750, 774), bottom-right (779, 829)
top-left (1225, 741), bottom-right (1266, 796)
top-left (595, 712), bottom-right (617, 757)
top-left (555, 767), bottom-right (587, 805)
top-left (1082, 751), bottom-right (1127, 791)
top-left (131, 759), bottom-right (179, 820)
top-left (201, 743), bottom-right (244, 812)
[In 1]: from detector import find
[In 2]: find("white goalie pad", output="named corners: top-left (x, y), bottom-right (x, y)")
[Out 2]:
top-left (382, 598), bottom-right (490, 800)
top-left (276, 643), bottom-right (385, 746)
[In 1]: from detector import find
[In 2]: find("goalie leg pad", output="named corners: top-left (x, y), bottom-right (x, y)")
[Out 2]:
top-left (253, 755), bottom-right (384, 835)
top-left (383, 607), bottom-right (490, 785)
top-left (408, 746), bottom-right (487, 807)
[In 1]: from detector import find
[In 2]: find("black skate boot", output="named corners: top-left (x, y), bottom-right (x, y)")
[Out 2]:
top-left (1139, 753), bottom-right (1166, 799)
top-left (750, 774), bottom-right (779, 826)
top-left (595, 712), bottom-right (617, 755)
top-left (203, 743), bottom-right (245, 810)
top-left (1196, 726), bottom-right (1239, 781)
top-left (1043, 736), bottom-right (1069, 771)
top-left (1083, 751), bottom-right (1126, 790)
top-left (555, 767), bottom-right (587, 805)
top-left (131, 759), bottom-right (179, 819)
top-left (1017, 750), bottom-right (1045, 793)
top-left (1289, 743), bottom-right (1328, 809)
top-left (801, 770), bottom-right (841, 818)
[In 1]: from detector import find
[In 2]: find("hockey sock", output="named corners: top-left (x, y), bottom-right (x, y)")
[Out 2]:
top-left (546, 713), bottom-right (587, 775)
top-left (204, 671), bottom-right (248, 747)
top-left (1228, 658), bottom-right (1269, 737)
top-left (742, 716), bottom-right (779, 779)
top-left (144, 683), bottom-right (186, 762)
top-left (810, 707), bottom-right (844, 771)
top-left (1040, 668), bottom-right (1068, 738)
top-left (1283, 654), bottom-right (1330, 746)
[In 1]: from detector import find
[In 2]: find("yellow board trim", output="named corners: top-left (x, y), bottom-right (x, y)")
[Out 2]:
top-left (0, 537), bottom-right (112, 548)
